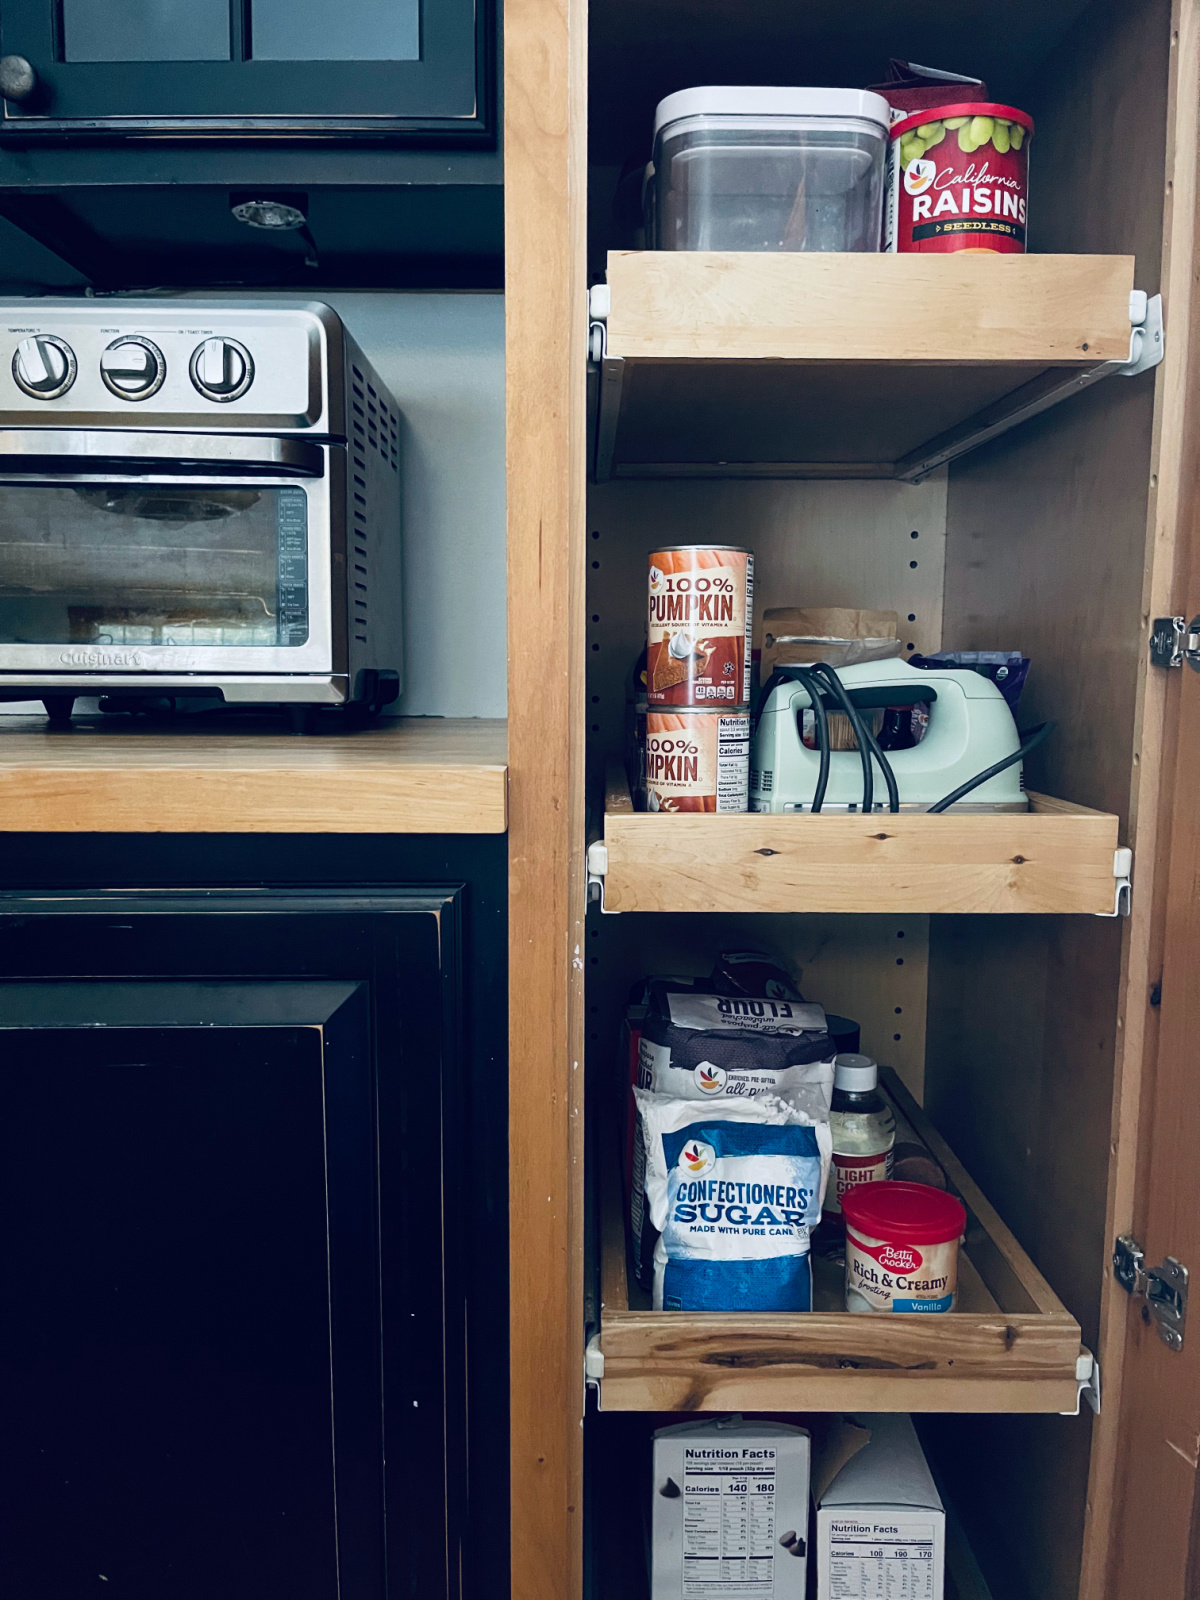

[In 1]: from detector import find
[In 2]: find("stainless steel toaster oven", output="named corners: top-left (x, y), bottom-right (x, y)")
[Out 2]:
top-left (0, 298), bottom-right (402, 719)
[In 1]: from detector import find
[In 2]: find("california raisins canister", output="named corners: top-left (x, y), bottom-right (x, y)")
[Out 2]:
top-left (884, 102), bottom-right (1034, 253)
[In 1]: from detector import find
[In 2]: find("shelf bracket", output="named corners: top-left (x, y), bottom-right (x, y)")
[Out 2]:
top-left (897, 292), bottom-right (1165, 484)
top-left (1061, 1348), bottom-right (1101, 1415)
top-left (588, 283), bottom-right (609, 363)
top-left (587, 284), bottom-right (626, 482)
top-left (587, 839), bottom-right (620, 913)
top-left (1096, 846), bottom-right (1133, 918)
top-left (585, 1332), bottom-right (604, 1398)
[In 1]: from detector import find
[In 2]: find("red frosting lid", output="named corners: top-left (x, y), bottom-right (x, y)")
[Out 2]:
top-left (842, 1180), bottom-right (966, 1244)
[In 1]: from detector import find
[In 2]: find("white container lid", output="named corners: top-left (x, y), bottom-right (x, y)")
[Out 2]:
top-left (833, 1053), bottom-right (878, 1091)
top-left (653, 86), bottom-right (892, 143)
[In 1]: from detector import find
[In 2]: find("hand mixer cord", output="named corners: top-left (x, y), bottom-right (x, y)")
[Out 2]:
top-left (787, 666), bottom-right (832, 812)
top-left (809, 661), bottom-right (903, 815)
top-left (806, 662), bottom-right (872, 814)
top-left (926, 719), bottom-right (1056, 814)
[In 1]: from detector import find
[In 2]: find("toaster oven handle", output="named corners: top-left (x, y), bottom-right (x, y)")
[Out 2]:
top-left (0, 431), bottom-right (324, 477)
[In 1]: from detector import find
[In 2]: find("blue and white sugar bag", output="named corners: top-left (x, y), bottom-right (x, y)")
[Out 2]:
top-left (635, 1088), bottom-right (831, 1312)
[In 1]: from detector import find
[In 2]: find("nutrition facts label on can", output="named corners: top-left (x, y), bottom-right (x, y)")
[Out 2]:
top-left (715, 715), bottom-right (751, 812)
top-left (683, 1454), bottom-right (777, 1596)
top-left (828, 1522), bottom-right (936, 1599)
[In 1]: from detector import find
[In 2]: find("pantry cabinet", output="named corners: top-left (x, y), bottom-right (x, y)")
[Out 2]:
top-left (503, 0), bottom-right (1200, 1595)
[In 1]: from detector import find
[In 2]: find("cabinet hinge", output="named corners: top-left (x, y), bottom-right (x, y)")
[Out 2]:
top-left (1149, 615), bottom-right (1200, 669)
top-left (1114, 1234), bottom-right (1188, 1349)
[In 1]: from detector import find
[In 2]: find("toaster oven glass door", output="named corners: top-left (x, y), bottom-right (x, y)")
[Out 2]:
top-left (0, 470), bottom-right (335, 675)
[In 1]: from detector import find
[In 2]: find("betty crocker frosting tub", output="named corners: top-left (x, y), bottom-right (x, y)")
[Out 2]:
top-left (885, 102), bottom-right (1034, 253)
top-left (842, 1180), bottom-right (967, 1312)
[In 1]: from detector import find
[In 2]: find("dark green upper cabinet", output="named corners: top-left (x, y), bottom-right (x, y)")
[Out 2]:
top-left (0, 0), bottom-right (491, 138)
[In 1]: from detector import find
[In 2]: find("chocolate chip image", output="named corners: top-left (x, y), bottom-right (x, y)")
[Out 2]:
top-left (779, 1530), bottom-right (806, 1556)
top-left (659, 1476), bottom-right (681, 1498)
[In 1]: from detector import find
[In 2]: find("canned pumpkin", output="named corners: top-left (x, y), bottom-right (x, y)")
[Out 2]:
top-left (645, 709), bottom-right (750, 813)
top-left (647, 545), bottom-right (753, 707)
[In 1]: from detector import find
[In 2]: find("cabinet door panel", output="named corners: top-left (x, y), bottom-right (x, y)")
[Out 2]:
top-left (0, 1014), bottom-right (372, 1599)
top-left (0, 0), bottom-right (485, 132)
top-left (62, 0), bottom-right (232, 62)
top-left (250, 0), bottom-right (419, 62)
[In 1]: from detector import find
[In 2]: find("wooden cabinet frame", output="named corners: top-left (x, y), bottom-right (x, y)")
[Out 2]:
top-left (505, 0), bottom-right (589, 1586)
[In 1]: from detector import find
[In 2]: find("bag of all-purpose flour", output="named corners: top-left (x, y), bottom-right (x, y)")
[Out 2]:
top-left (639, 986), bottom-right (833, 1093)
top-left (627, 984), bottom-right (835, 1290)
top-left (635, 1088), bottom-right (831, 1312)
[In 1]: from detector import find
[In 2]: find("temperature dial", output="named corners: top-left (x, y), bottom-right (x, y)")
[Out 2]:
top-left (190, 337), bottom-right (254, 402)
top-left (100, 336), bottom-right (166, 401)
top-left (12, 335), bottom-right (76, 400)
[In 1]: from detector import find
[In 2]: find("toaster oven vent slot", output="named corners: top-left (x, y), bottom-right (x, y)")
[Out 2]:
top-left (347, 364), bottom-right (397, 644)
top-left (349, 402), bottom-right (370, 645)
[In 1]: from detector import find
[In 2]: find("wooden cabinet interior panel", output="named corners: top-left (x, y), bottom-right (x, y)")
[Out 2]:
top-left (585, 476), bottom-right (949, 777)
top-left (587, 0), bottom-right (1108, 171)
top-left (603, 360), bottom-right (1057, 477)
top-left (0, 716), bottom-right (508, 833)
top-left (586, 903), bottom-right (931, 1111)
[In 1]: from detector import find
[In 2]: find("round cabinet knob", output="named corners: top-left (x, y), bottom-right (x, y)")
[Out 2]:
top-left (0, 57), bottom-right (37, 103)
top-left (100, 336), bottom-right (166, 401)
top-left (12, 335), bottom-right (76, 400)
top-left (189, 337), bottom-right (254, 402)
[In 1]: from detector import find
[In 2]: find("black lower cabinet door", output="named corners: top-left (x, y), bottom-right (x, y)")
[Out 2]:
top-left (0, 982), bottom-right (382, 1600)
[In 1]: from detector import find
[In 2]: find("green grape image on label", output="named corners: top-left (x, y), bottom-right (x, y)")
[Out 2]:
top-left (897, 112), bottom-right (1027, 166)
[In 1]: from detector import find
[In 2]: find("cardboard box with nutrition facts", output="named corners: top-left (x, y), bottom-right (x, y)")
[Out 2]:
top-left (815, 1414), bottom-right (945, 1600)
top-left (652, 1416), bottom-right (810, 1599)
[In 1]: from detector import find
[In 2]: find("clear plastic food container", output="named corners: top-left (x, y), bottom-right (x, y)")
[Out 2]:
top-left (646, 87), bottom-right (891, 252)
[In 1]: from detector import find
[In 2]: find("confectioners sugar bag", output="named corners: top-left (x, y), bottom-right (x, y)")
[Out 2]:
top-left (635, 1089), bottom-right (832, 1312)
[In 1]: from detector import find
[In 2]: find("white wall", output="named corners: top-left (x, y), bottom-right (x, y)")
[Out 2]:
top-left (324, 291), bottom-right (506, 718)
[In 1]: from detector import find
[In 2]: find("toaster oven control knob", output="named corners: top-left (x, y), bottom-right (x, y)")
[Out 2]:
top-left (100, 336), bottom-right (166, 400)
top-left (12, 335), bottom-right (76, 400)
top-left (189, 337), bottom-right (254, 402)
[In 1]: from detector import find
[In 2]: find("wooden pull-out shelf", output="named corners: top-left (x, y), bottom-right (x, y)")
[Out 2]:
top-left (0, 716), bottom-right (508, 833)
top-left (599, 764), bottom-right (1120, 915)
top-left (593, 251), bottom-right (1140, 481)
top-left (596, 1069), bottom-right (1084, 1414)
